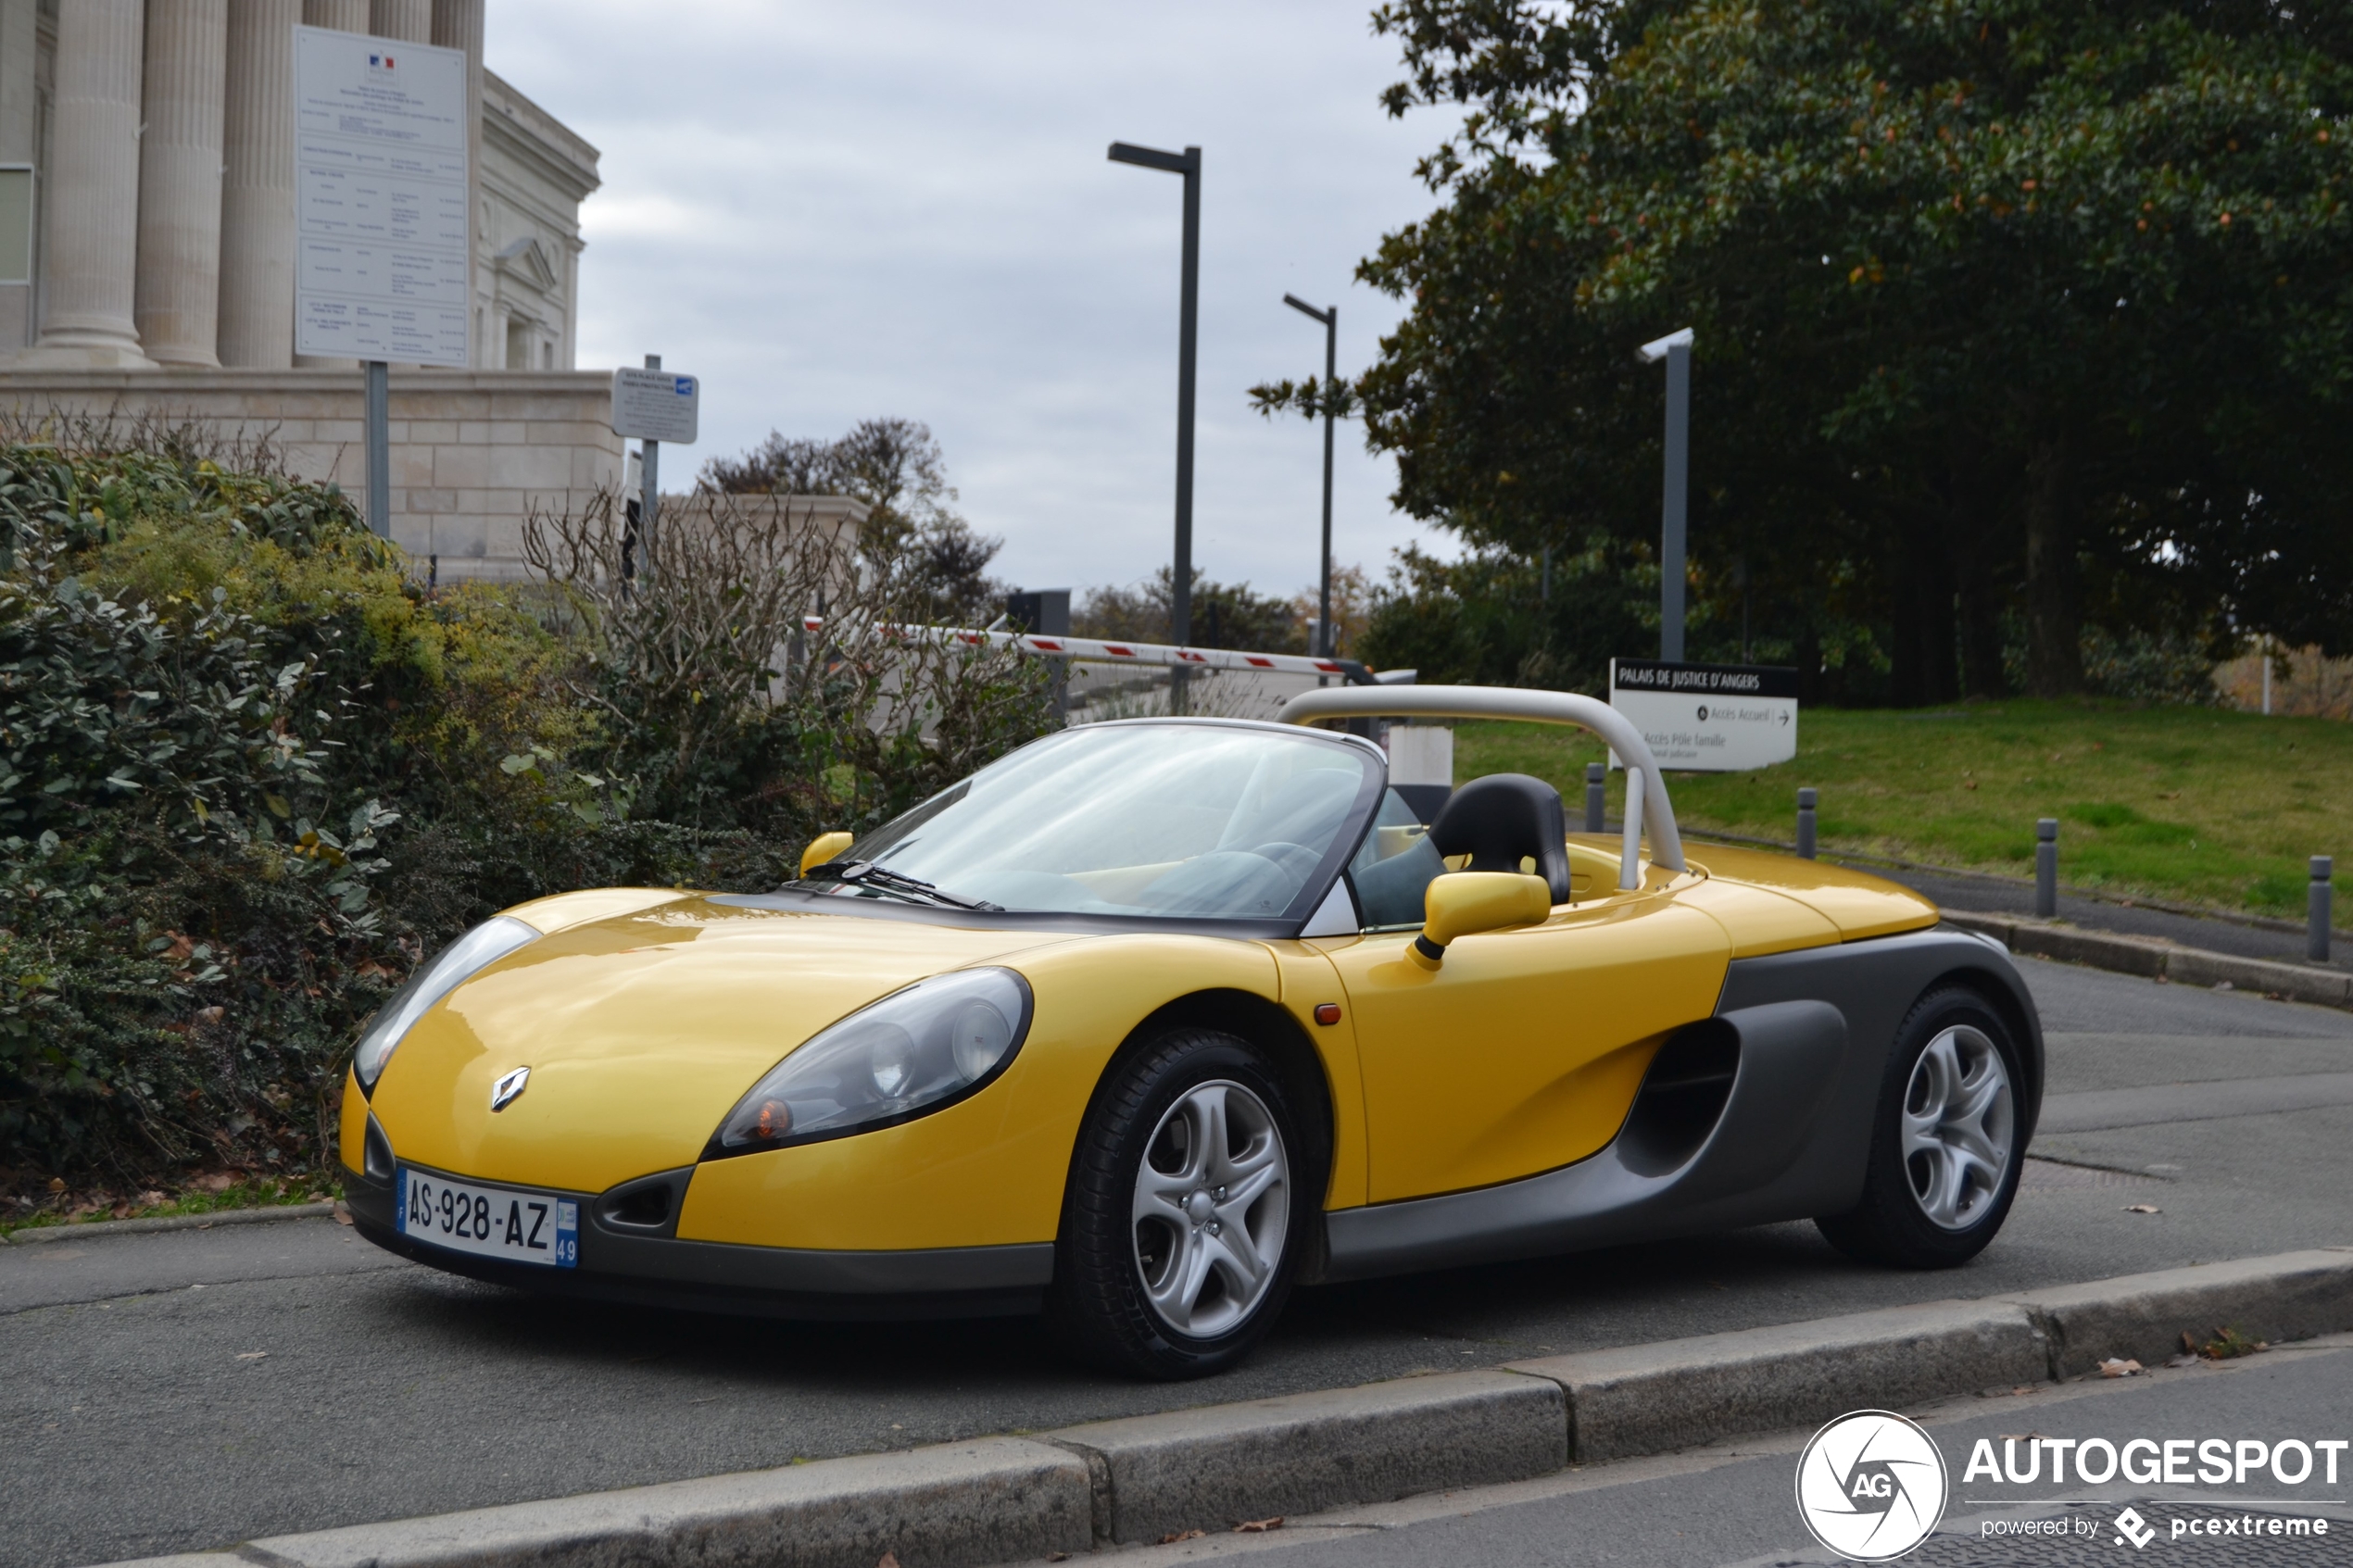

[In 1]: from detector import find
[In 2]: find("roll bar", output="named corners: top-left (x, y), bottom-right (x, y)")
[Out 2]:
top-left (1277, 684), bottom-right (1685, 890)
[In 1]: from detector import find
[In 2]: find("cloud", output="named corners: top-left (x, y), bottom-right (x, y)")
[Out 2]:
top-left (487, 0), bottom-right (1469, 601)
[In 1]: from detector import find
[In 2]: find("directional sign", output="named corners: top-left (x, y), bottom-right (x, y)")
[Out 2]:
top-left (610, 368), bottom-right (699, 444)
top-left (1609, 659), bottom-right (1798, 772)
top-left (291, 27), bottom-right (471, 366)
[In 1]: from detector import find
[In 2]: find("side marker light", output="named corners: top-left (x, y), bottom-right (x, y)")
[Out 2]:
top-left (1314, 1003), bottom-right (1342, 1026)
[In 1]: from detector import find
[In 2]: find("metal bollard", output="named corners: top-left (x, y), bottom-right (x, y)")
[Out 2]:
top-left (1796, 787), bottom-right (1818, 860)
top-left (2035, 818), bottom-right (2058, 918)
top-left (2311, 857), bottom-right (2334, 964)
top-left (1585, 762), bottom-right (1606, 834)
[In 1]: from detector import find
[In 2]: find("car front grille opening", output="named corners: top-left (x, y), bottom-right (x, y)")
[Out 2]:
top-left (594, 1171), bottom-right (686, 1235)
top-left (1618, 1020), bottom-right (1741, 1176)
top-left (362, 1115), bottom-right (396, 1183)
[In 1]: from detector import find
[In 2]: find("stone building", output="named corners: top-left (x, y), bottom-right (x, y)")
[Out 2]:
top-left (0, 0), bottom-right (615, 580)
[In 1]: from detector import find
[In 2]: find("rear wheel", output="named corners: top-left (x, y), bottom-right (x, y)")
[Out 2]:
top-left (1816, 987), bottom-right (2024, 1269)
top-left (1051, 1028), bottom-right (1306, 1378)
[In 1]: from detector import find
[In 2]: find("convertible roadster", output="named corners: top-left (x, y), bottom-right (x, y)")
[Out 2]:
top-left (341, 685), bottom-right (2041, 1377)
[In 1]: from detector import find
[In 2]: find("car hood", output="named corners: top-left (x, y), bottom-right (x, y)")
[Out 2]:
top-left (365, 896), bottom-right (1078, 1193)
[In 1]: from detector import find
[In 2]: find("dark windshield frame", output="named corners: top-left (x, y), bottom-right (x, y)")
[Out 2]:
top-left (786, 718), bottom-right (1390, 935)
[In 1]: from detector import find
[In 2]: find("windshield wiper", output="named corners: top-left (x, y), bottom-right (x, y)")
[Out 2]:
top-left (805, 859), bottom-right (1001, 912)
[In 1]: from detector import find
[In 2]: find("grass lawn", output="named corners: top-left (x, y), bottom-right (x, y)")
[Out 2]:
top-left (1452, 699), bottom-right (2351, 918)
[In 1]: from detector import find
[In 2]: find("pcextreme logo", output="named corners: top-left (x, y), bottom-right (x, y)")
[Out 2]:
top-left (1795, 1410), bottom-right (1950, 1562)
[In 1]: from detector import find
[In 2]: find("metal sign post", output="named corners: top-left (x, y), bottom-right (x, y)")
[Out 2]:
top-left (290, 28), bottom-right (472, 540)
top-left (1281, 294), bottom-right (1339, 659)
top-left (609, 357), bottom-right (700, 579)
top-left (364, 359), bottom-right (390, 536)
top-left (1638, 328), bottom-right (1695, 662)
top-left (1108, 140), bottom-right (1202, 713)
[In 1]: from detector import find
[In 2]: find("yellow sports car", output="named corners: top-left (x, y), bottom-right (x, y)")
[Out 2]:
top-left (340, 686), bottom-right (2041, 1378)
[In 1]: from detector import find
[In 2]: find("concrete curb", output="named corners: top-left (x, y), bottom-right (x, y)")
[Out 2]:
top-left (95, 1248), bottom-right (2353, 1568)
top-left (1045, 1368), bottom-right (1564, 1543)
top-left (1505, 1297), bottom-right (2049, 1463)
top-left (114, 1437), bottom-right (1091, 1568)
top-left (2017, 1248), bottom-right (2353, 1376)
top-left (1945, 910), bottom-right (2353, 1010)
top-left (2, 1202), bottom-right (336, 1245)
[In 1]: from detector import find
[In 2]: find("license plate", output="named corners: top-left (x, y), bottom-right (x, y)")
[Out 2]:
top-left (395, 1166), bottom-right (578, 1268)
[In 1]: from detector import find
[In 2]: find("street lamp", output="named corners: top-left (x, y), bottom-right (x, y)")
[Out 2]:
top-left (1282, 293), bottom-right (1338, 659)
top-left (1108, 140), bottom-right (1202, 712)
top-left (1637, 326), bottom-right (1694, 663)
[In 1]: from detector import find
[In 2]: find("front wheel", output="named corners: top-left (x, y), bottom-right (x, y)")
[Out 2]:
top-left (1051, 1028), bottom-right (1307, 1378)
top-left (1816, 987), bottom-right (2025, 1269)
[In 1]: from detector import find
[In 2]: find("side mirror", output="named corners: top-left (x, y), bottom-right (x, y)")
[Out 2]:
top-left (1411, 872), bottom-right (1553, 970)
top-left (799, 831), bottom-right (855, 879)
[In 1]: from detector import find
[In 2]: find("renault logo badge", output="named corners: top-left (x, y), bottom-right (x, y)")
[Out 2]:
top-left (489, 1066), bottom-right (531, 1112)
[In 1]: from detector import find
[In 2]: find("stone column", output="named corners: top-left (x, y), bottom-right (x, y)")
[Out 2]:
top-left (134, 0), bottom-right (228, 367)
top-left (303, 0), bottom-right (369, 31)
top-left (219, 0), bottom-right (300, 368)
top-left (432, 0), bottom-right (484, 366)
top-left (371, 0), bottom-right (431, 42)
top-left (20, 0), bottom-right (154, 367)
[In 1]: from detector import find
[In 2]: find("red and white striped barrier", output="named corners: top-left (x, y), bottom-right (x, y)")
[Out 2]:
top-left (798, 615), bottom-right (1359, 680)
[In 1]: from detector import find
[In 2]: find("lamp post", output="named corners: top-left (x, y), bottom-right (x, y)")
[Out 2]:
top-left (1637, 326), bottom-right (1694, 663)
top-left (1282, 293), bottom-right (1339, 659)
top-left (1109, 140), bottom-right (1202, 712)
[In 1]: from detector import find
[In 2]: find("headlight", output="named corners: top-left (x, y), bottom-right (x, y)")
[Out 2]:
top-left (352, 916), bottom-right (540, 1093)
top-left (708, 967), bottom-right (1033, 1156)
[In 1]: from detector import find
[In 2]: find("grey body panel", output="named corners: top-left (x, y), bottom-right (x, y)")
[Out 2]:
top-left (1321, 925), bottom-right (2042, 1283)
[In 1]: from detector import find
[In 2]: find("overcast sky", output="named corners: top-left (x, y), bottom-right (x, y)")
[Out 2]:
top-left (485, 0), bottom-right (1464, 606)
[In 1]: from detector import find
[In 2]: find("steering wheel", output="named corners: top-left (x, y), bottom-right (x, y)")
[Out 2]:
top-left (1247, 841), bottom-right (1320, 881)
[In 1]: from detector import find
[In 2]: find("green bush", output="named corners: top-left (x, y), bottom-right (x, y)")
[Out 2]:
top-left (0, 440), bottom-right (1055, 1205)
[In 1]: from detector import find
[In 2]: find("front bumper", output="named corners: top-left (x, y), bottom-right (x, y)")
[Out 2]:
top-left (342, 1160), bottom-right (1054, 1321)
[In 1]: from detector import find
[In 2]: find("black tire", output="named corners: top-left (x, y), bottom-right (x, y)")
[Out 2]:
top-left (1051, 1027), bottom-right (1310, 1379)
top-left (1816, 986), bottom-right (2026, 1269)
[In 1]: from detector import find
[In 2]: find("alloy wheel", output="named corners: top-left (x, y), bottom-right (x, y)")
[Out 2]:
top-left (1901, 1024), bottom-right (2015, 1231)
top-left (1130, 1079), bottom-right (1290, 1338)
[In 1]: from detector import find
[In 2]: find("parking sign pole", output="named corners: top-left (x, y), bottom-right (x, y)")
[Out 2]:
top-left (639, 353), bottom-right (661, 569)
top-left (1637, 329), bottom-right (1694, 664)
top-left (364, 359), bottom-right (390, 538)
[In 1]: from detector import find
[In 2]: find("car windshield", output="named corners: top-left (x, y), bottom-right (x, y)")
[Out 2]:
top-left (817, 722), bottom-right (1380, 922)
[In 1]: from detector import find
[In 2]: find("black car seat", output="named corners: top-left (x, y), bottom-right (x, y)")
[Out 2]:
top-left (1428, 773), bottom-right (1572, 904)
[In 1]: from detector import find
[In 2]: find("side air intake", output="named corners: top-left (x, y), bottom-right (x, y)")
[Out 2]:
top-left (1617, 1020), bottom-right (1740, 1176)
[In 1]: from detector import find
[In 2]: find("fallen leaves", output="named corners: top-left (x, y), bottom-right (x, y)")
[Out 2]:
top-left (1158, 1528), bottom-right (1206, 1544)
top-left (1236, 1517), bottom-right (1285, 1533)
top-left (2098, 1358), bottom-right (2143, 1378)
top-left (333, 1202), bottom-right (354, 1226)
top-left (2183, 1326), bottom-right (2269, 1361)
top-left (2121, 1203), bottom-right (2161, 1214)
top-left (234, 1351), bottom-right (269, 1361)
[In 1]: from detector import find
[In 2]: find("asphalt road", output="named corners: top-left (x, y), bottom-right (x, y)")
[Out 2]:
top-left (7, 956), bottom-right (2352, 1568)
top-left (1138, 1332), bottom-right (2353, 1567)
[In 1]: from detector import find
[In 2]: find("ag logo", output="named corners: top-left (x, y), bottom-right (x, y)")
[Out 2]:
top-left (1794, 1410), bottom-right (1948, 1562)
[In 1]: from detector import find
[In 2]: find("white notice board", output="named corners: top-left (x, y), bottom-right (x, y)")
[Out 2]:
top-left (1608, 659), bottom-right (1798, 772)
top-left (292, 27), bottom-right (471, 366)
top-left (610, 368), bottom-right (700, 444)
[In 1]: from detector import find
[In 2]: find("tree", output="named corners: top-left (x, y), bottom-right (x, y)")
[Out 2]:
top-left (1342, 0), bottom-right (2353, 698)
top-left (1076, 567), bottom-right (1310, 652)
top-left (701, 419), bottom-right (1010, 625)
